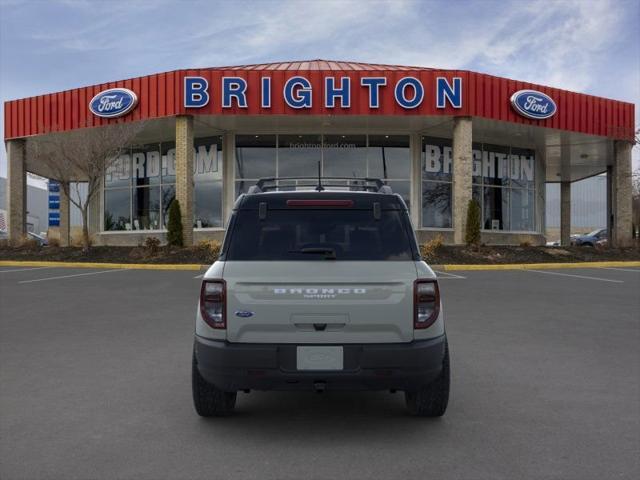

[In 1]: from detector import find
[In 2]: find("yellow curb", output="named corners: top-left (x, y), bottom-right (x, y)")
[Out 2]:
top-left (442, 261), bottom-right (640, 271)
top-left (0, 260), bottom-right (207, 271)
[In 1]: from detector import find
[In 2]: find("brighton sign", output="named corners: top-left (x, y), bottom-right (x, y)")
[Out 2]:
top-left (510, 89), bottom-right (557, 120)
top-left (183, 75), bottom-right (463, 110)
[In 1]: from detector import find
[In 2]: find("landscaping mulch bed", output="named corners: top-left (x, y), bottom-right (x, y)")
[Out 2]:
top-left (0, 245), bottom-right (217, 265)
top-left (0, 243), bottom-right (638, 265)
top-left (424, 245), bottom-right (640, 265)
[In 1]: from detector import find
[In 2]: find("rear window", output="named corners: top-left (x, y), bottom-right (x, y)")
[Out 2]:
top-left (225, 209), bottom-right (417, 261)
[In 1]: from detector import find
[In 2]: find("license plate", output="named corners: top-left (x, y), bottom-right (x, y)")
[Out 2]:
top-left (296, 346), bottom-right (343, 371)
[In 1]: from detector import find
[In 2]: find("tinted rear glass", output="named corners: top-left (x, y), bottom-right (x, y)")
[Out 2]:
top-left (226, 209), bottom-right (416, 261)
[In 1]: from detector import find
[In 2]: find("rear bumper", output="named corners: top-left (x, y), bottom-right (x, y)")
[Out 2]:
top-left (194, 335), bottom-right (447, 392)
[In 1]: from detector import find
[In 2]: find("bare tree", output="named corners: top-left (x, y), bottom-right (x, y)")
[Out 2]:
top-left (27, 121), bottom-right (144, 250)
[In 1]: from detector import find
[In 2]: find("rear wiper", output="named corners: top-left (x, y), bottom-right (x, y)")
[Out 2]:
top-left (288, 247), bottom-right (337, 260)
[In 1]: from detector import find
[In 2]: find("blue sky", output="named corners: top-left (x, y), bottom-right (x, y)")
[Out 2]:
top-left (1, 0), bottom-right (638, 179)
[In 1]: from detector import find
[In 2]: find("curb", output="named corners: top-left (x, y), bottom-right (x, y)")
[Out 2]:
top-left (0, 260), bottom-right (207, 271)
top-left (438, 261), bottom-right (640, 271)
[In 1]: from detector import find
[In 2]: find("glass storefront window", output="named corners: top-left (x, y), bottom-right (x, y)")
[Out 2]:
top-left (104, 188), bottom-right (131, 231)
top-left (161, 142), bottom-right (176, 184)
top-left (234, 135), bottom-right (411, 211)
top-left (235, 135), bottom-right (277, 179)
top-left (194, 181), bottom-right (223, 228)
top-left (510, 188), bottom-right (535, 231)
top-left (483, 144), bottom-right (510, 187)
top-left (132, 143), bottom-right (161, 187)
top-left (422, 137), bottom-right (452, 182)
top-left (105, 154), bottom-right (131, 188)
top-left (510, 147), bottom-right (535, 189)
top-left (423, 137), bottom-right (536, 232)
top-left (368, 135), bottom-right (410, 179)
top-left (422, 136), bottom-right (452, 228)
top-left (483, 186), bottom-right (509, 231)
top-left (104, 136), bottom-right (223, 232)
top-left (132, 186), bottom-right (160, 230)
top-left (422, 181), bottom-right (452, 228)
top-left (322, 134), bottom-right (367, 177)
top-left (193, 136), bottom-right (223, 229)
top-left (161, 185), bottom-right (175, 228)
top-left (278, 134), bottom-right (322, 177)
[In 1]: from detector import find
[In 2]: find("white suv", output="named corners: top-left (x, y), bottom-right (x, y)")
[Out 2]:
top-left (192, 177), bottom-right (449, 417)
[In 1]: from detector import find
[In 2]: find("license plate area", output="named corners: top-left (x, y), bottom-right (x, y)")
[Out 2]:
top-left (296, 346), bottom-right (343, 371)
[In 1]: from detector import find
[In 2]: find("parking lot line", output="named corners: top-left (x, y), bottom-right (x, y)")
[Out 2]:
top-left (433, 270), bottom-right (466, 279)
top-left (597, 267), bottom-right (640, 273)
top-left (525, 269), bottom-right (624, 283)
top-left (193, 274), bottom-right (204, 279)
top-left (0, 266), bottom-right (55, 274)
top-left (18, 269), bottom-right (126, 284)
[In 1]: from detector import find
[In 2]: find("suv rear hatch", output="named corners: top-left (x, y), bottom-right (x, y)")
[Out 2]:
top-left (221, 194), bottom-right (420, 344)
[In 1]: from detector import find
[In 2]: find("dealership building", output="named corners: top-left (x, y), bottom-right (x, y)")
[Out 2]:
top-left (3, 60), bottom-right (636, 246)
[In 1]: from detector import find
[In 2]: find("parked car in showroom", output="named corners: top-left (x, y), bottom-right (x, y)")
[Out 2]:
top-left (192, 176), bottom-right (450, 417)
top-left (572, 228), bottom-right (607, 247)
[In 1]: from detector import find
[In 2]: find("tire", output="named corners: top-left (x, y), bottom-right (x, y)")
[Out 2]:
top-left (405, 340), bottom-right (450, 417)
top-left (192, 351), bottom-right (237, 417)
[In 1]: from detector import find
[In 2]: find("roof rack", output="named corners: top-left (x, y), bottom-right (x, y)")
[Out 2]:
top-left (247, 177), bottom-right (393, 194)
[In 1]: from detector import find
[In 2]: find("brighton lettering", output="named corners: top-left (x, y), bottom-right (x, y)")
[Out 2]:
top-left (424, 143), bottom-right (534, 182)
top-left (184, 75), bottom-right (463, 109)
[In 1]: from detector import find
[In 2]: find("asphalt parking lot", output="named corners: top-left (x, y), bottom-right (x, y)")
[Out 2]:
top-left (1, 264), bottom-right (639, 480)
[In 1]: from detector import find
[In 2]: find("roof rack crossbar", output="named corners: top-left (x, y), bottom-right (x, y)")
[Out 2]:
top-left (249, 177), bottom-right (392, 194)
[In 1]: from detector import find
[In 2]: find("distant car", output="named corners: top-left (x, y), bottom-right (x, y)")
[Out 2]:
top-left (27, 231), bottom-right (48, 246)
top-left (0, 230), bottom-right (48, 245)
top-left (573, 229), bottom-right (607, 247)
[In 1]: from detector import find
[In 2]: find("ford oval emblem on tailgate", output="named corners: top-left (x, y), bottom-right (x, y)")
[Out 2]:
top-left (235, 310), bottom-right (254, 318)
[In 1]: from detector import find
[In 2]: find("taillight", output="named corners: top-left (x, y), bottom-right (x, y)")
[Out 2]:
top-left (414, 279), bottom-right (440, 329)
top-left (200, 280), bottom-right (226, 329)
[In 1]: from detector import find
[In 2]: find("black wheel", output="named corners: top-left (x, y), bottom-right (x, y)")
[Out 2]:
top-left (405, 340), bottom-right (450, 417)
top-left (192, 351), bottom-right (237, 417)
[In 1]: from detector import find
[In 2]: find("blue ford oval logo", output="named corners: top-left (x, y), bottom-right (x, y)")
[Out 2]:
top-left (510, 89), bottom-right (556, 120)
top-left (235, 310), bottom-right (254, 318)
top-left (89, 88), bottom-right (138, 118)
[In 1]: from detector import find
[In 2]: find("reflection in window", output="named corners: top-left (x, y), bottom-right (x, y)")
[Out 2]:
top-left (368, 135), bottom-right (410, 179)
top-left (104, 137), bottom-right (222, 232)
top-left (422, 181), bottom-right (452, 228)
top-left (322, 135), bottom-right (366, 177)
top-left (194, 181), bottom-right (223, 228)
top-left (510, 189), bottom-right (534, 231)
top-left (483, 186), bottom-right (509, 231)
top-left (278, 134), bottom-right (322, 177)
top-left (235, 135), bottom-right (277, 179)
top-left (162, 185), bottom-right (175, 227)
top-left (132, 186), bottom-right (160, 230)
top-left (104, 189), bottom-right (130, 231)
top-left (132, 144), bottom-right (161, 187)
top-left (194, 136), bottom-right (223, 229)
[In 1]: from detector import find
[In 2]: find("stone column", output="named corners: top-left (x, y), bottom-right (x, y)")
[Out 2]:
top-left (59, 182), bottom-right (70, 247)
top-left (452, 117), bottom-right (473, 244)
top-left (175, 115), bottom-right (194, 246)
top-left (611, 141), bottom-right (633, 247)
top-left (6, 139), bottom-right (27, 244)
top-left (560, 181), bottom-right (571, 246)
